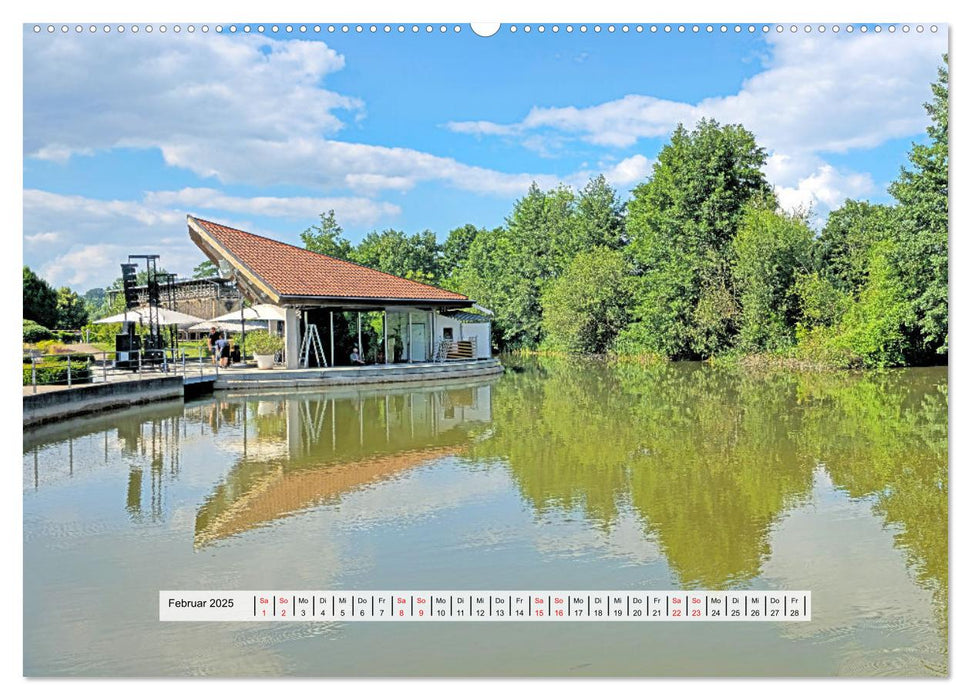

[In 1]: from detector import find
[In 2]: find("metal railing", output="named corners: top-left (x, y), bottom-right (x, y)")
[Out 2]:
top-left (22, 346), bottom-right (231, 393)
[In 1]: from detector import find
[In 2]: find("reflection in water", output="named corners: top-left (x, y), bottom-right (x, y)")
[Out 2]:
top-left (191, 385), bottom-right (494, 548)
top-left (22, 361), bottom-right (947, 676)
top-left (478, 357), bottom-right (947, 660)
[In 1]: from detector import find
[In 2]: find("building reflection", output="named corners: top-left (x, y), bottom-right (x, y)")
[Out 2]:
top-left (23, 400), bottom-right (187, 524)
top-left (192, 382), bottom-right (494, 548)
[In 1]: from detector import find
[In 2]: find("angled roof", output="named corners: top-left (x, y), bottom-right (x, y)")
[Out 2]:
top-left (441, 310), bottom-right (493, 324)
top-left (187, 215), bottom-right (469, 305)
top-left (193, 446), bottom-right (461, 548)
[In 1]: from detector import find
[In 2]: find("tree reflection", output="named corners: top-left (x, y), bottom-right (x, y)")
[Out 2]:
top-left (481, 357), bottom-right (946, 636)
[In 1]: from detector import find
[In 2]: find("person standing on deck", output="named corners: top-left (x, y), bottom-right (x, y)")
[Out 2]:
top-left (214, 334), bottom-right (231, 368)
top-left (207, 326), bottom-right (221, 366)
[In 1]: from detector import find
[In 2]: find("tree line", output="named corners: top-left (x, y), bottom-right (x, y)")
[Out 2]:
top-left (301, 57), bottom-right (948, 369)
top-left (25, 58), bottom-right (946, 368)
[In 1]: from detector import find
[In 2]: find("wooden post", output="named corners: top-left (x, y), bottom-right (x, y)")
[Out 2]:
top-left (329, 311), bottom-right (335, 367)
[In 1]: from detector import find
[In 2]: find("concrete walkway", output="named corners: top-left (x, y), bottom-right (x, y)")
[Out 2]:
top-left (213, 358), bottom-right (504, 390)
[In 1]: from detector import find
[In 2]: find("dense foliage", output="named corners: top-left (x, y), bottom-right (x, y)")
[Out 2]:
top-left (22, 357), bottom-right (92, 385)
top-left (622, 120), bottom-right (775, 359)
top-left (23, 266), bottom-right (59, 329)
top-left (23, 319), bottom-right (54, 342)
top-left (302, 61), bottom-right (945, 369)
top-left (27, 61), bottom-right (944, 370)
top-left (369, 59), bottom-right (941, 369)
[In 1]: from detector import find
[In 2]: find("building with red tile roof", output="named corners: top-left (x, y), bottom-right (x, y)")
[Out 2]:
top-left (187, 215), bottom-right (492, 369)
top-left (188, 215), bottom-right (469, 306)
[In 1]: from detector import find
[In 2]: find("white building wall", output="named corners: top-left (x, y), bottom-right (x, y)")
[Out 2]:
top-left (462, 323), bottom-right (492, 359)
top-left (435, 315), bottom-right (462, 343)
top-left (431, 313), bottom-right (492, 359)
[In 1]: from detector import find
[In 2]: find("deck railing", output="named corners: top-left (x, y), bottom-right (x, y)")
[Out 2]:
top-left (21, 347), bottom-right (225, 393)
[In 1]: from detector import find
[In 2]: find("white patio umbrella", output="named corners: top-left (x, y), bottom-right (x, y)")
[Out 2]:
top-left (202, 304), bottom-right (286, 357)
top-left (188, 319), bottom-right (267, 333)
top-left (205, 304), bottom-right (287, 323)
top-left (94, 306), bottom-right (205, 328)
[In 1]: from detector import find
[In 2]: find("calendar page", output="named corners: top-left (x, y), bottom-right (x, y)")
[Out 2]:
top-left (21, 11), bottom-right (948, 681)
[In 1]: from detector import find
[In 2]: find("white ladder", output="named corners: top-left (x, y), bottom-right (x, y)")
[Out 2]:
top-left (300, 323), bottom-right (328, 368)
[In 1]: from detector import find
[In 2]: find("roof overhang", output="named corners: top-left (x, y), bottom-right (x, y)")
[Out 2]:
top-left (188, 215), bottom-right (474, 308)
top-left (276, 295), bottom-right (474, 309)
top-left (188, 217), bottom-right (281, 305)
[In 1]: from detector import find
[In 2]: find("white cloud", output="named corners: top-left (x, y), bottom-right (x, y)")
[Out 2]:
top-left (444, 120), bottom-right (519, 137)
top-left (40, 244), bottom-right (134, 288)
top-left (600, 155), bottom-right (653, 187)
top-left (444, 30), bottom-right (945, 214)
top-left (24, 32), bottom-right (355, 158)
top-left (23, 188), bottom-right (403, 289)
top-left (143, 188), bottom-right (401, 223)
top-left (25, 190), bottom-right (184, 227)
top-left (155, 135), bottom-right (561, 196)
top-left (22, 31), bottom-right (568, 198)
top-left (775, 164), bottom-right (876, 215)
top-left (25, 232), bottom-right (62, 245)
top-left (447, 31), bottom-right (944, 159)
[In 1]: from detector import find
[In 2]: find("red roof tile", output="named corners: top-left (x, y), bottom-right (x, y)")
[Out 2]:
top-left (188, 216), bottom-right (469, 303)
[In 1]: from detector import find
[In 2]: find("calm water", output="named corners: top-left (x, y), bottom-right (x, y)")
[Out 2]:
top-left (23, 357), bottom-right (948, 676)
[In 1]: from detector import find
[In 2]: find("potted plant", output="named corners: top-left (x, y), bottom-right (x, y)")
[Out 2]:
top-left (246, 330), bottom-right (284, 369)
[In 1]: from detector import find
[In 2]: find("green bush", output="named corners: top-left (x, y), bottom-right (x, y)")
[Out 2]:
top-left (23, 319), bottom-right (53, 343)
top-left (23, 358), bottom-right (92, 385)
top-left (54, 330), bottom-right (80, 343)
top-left (245, 330), bottom-right (285, 355)
top-left (794, 242), bottom-right (910, 369)
top-left (82, 322), bottom-right (122, 345)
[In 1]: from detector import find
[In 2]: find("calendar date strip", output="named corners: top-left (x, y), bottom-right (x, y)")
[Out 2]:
top-left (160, 590), bottom-right (811, 622)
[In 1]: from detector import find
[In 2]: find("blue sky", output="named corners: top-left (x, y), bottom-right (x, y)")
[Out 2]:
top-left (23, 23), bottom-right (947, 291)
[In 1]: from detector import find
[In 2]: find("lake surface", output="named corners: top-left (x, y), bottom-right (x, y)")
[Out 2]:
top-left (23, 357), bottom-right (948, 676)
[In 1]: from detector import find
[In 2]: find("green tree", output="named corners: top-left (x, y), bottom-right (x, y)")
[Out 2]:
top-left (576, 174), bottom-right (626, 250)
top-left (492, 183), bottom-right (576, 347)
top-left (448, 225), bottom-right (505, 330)
top-left (82, 287), bottom-right (106, 315)
top-left (622, 119), bottom-right (774, 358)
top-left (192, 260), bottom-right (219, 278)
top-left (541, 247), bottom-right (633, 353)
top-left (448, 176), bottom-right (628, 350)
top-left (23, 266), bottom-right (59, 329)
top-left (888, 56), bottom-right (949, 357)
top-left (352, 228), bottom-right (442, 281)
top-left (792, 271), bottom-right (847, 330)
top-left (441, 224), bottom-right (483, 276)
top-left (818, 200), bottom-right (897, 293)
top-left (731, 204), bottom-right (815, 352)
top-left (55, 286), bottom-right (89, 329)
top-left (813, 241), bottom-right (912, 369)
top-left (300, 210), bottom-right (353, 259)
